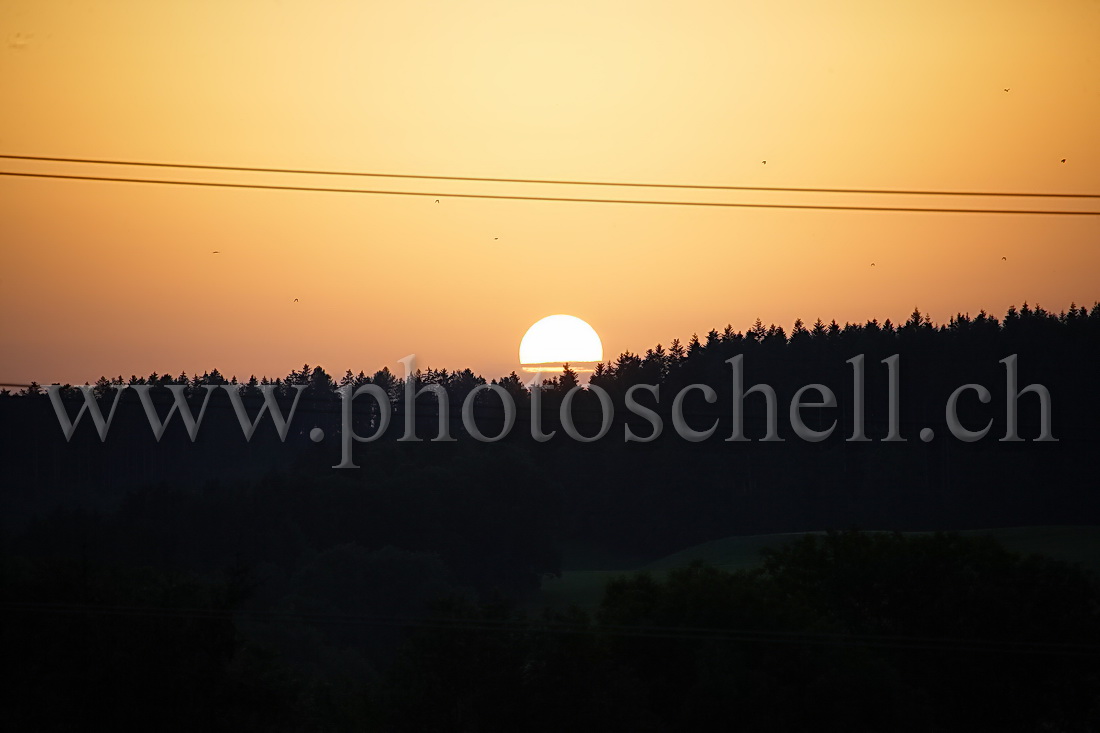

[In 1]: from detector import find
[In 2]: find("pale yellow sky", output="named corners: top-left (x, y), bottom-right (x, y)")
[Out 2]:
top-left (1, 0), bottom-right (1098, 384)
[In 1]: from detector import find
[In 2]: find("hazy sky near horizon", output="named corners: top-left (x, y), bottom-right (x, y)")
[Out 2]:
top-left (1, 0), bottom-right (1098, 385)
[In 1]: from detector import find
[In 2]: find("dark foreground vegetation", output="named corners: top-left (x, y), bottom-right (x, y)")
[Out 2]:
top-left (2, 304), bottom-right (1099, 729)
top-left (3, 532), bottom-right (1098, 731)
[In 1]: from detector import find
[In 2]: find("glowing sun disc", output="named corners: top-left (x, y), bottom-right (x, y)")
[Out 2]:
top-left (519, 315), bottom-right (603, 367)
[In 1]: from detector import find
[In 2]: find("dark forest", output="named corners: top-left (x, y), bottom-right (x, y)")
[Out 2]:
top-left (3, 304), bottom-right (1099, 731)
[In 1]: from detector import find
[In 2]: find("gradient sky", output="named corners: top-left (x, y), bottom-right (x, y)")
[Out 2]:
top-left (1, 0), bottom-right (1098, 385)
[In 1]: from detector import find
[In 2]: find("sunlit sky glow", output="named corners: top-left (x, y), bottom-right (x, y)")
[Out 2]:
top-left (1, 0), bottom-right (1097, 384)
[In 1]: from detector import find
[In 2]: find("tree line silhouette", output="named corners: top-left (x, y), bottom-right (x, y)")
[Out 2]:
top-left (1, 302), bottom-right (1098, 729)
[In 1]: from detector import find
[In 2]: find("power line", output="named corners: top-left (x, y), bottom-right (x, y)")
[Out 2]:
top-left (3, 600), bottom-right (1097, 655)
top-left (2, 153), bottom-right (1096, 199)
top-left (1, 170), bottom-right (1096, 215)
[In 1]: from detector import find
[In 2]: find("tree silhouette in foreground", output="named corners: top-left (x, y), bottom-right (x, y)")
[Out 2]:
top-left (384, 531), bottom-right (1100, 731)
top-left (1, 303), bottom-right (1099, 728)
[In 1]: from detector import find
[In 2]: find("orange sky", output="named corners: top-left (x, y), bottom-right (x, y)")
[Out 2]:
top-left (1, 0), bottom-right (1098, 385)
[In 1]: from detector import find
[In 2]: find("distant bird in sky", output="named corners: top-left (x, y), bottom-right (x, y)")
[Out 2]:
top-left (1003, 88), bottom-right (1010, 92)
top-left (293, 298), bottom-right (298, 302)
top-left (1002, 256), bottom-right (1007, 261)
top-left (211, 250), bottom-right (220, 254)
top-left (1061, 159), bottom-right (1066, 163)
top-left (434, 199), bottom-right (440, 203)
top-left (762, 160), bottom-right (766, 164)
top-left (871, 262), bottom-right (876, 267)
top-left (494, 237), bottom-right (499, 240)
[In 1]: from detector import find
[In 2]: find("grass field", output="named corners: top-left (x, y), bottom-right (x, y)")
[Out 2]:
top-left (534, 526), bottom-right (1100, 612)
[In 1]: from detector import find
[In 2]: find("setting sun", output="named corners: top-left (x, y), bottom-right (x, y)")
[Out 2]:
top-left (519, 315), bottom-right (603, 372)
